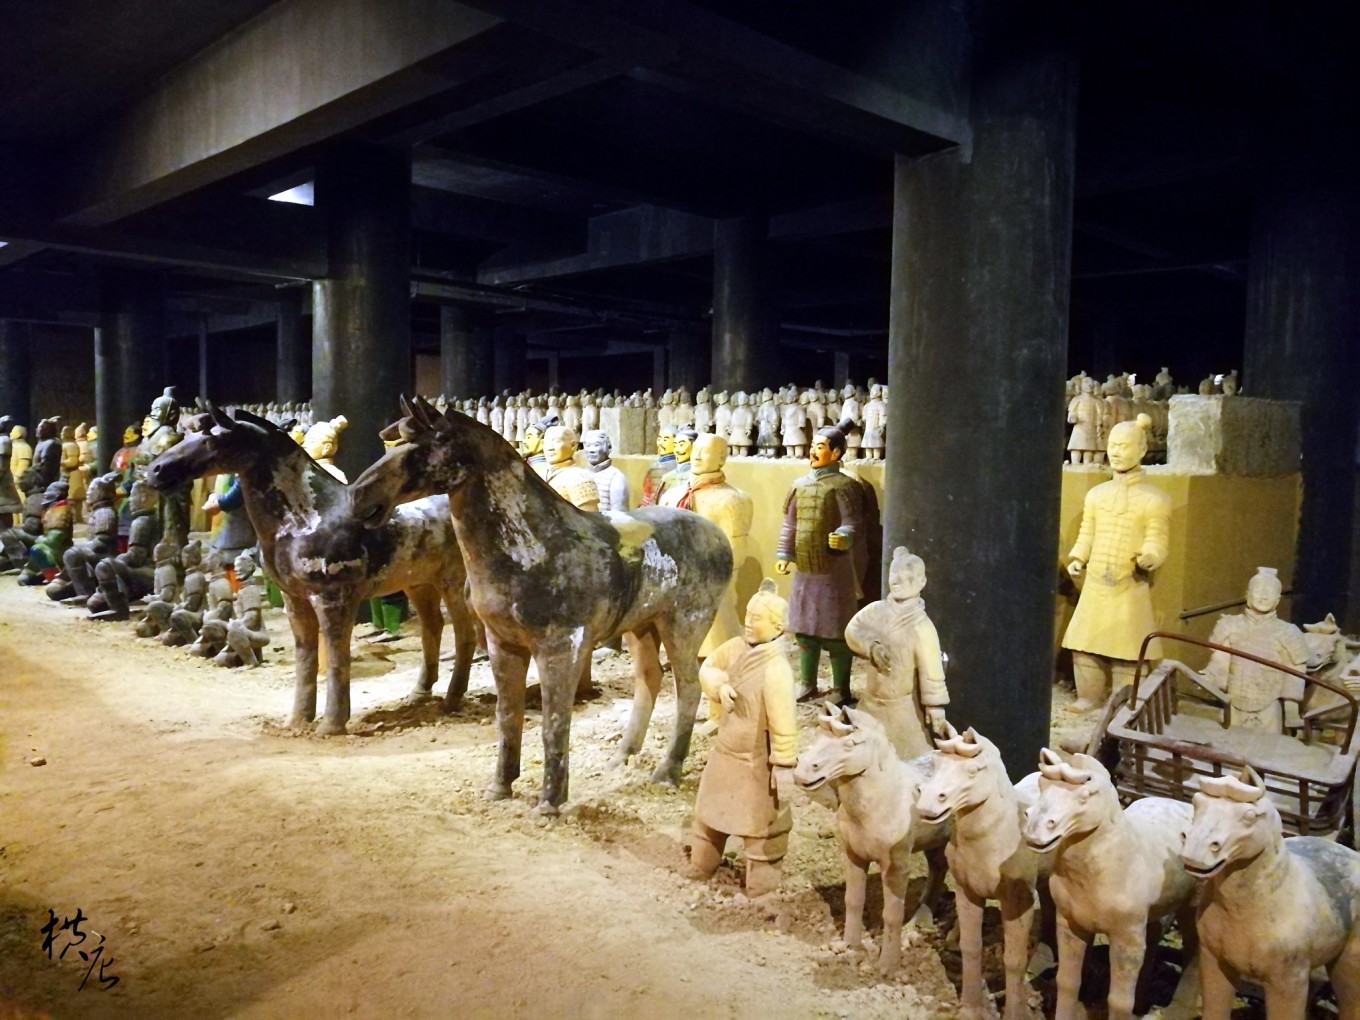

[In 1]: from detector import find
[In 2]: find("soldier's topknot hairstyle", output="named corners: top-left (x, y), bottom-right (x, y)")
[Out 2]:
top-left (815, 418), bottom-right (857, 456)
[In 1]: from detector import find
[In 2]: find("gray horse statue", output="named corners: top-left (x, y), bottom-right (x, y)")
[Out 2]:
top-left (145, 405), bottom-right (477, 734)
top-left (348, 396), bottom-right (732, 814)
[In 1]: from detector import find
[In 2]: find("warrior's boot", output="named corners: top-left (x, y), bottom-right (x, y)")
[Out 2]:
top-left (795, 635), bottom-right (822, 702)
top-left (825, 638), bottom-right (854, 706)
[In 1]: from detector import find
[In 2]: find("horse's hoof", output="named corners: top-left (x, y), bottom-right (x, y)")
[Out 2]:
top-left (605, 751), bottom-right (630, 771)
top-left (404, 689), bottom-right (435, 705)
top-left (532, 800), bottom-right (561, 818)
top-left (649, 763), bottom-right (681, 787)
top-left (316, 718), bottom-right (348, 736)
top-left (482, 783), bottom-right (512, 801)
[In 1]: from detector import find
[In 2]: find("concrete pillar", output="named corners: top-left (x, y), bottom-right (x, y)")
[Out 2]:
top-left (276, 289), bottom-right (309, 404)
top-left (197, 317), bottom-right (210, 402)
top-left (0, 321), bottom-right (32, 428)
top-left (101, 268), bottom-right (168, 446)
top-left (93, 326), bottom-right (118, 471)
top-left (312, 142), bottom-right (411, 481)
top-left (1244, 131), bottom-right (1360, 623)
top-left (711, 216), bottom-right (773, 392)
top-left (440, 306), bottom-right (492, 399)
top-left (491, 328), bottom-right (525, 395)
top-left (885, 26), bottom-right (1077, 773)
top-left (668, 326), bottom-right (707, 395)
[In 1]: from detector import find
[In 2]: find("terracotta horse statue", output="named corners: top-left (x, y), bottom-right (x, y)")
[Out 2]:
top-left (347, 396), bottom-right (732, 814)
top-left (145, 405), bottom-right (477, 734)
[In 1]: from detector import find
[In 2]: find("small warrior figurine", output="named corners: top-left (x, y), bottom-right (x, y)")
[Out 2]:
top-left (540, 424), bottom-right (600, 511)
top-left (664, 433), bottom-right (755, 657)
top-left (726, 392), bottom-right (754, 457)
top-left (0, 467), bottom-right (43, 570)
top-left (17, 479), bottom-right (73, 586)
top-left (8, 422), bottom-right (33, 492)
top-left (60, 424), bottom-right (86, 523)
top-left (712, 390), bottom-right (732, 440)
top-left (1198, 567), bottom-right (1319, 731)
top-left (655, 424), bottom-right (696, 506)
top-left (48, 471), bottom-right (119, 603)
top-left (582, 429), bottom-right (629, 512)
top-left (755, 389), bottom-right (780, 458)
top-left (136, 541), bottom-right (183, 639)
top-left (165, 541), bottom-right (209, 647)
top-left (689, 579), bottom-right (798, 899)
top-left (844, 547), bottom-right (949, 758)
top-left (781, 391), bottom-right (809, 460)
top-left (775, 419), bottom-right (865, 704)
top-left (860, 384), bottom-right (887, 460)
top-left (693, 387), bottom-right (714, 435)
top-left (32, 417), bottom-right (63, 488)
top-left (640, 425), bottom-right (677, 507)
top-left (839, 384), bottom-right (863, 459)
top-left (519, 414), bottom-right (558, 477)
top-left (219, 553), bottom-right (270, 668)
top-left (191, 555), bottom-right (236, 658)
top-left (0, 415), bottom-right (21, 528)
top-left (89, 480), bottom-right (160, 619)
top-left (137, 388), bottom-right (188, 546)
top-left (1062, 414), bottom-right (1170, 711)
top-left (303, 416), bottom-right (349, 482)
top-left (1066, 375), bottom-right (1104, 465)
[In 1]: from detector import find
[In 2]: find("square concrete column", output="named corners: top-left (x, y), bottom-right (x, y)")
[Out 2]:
top-left (885, 26), bottom-right (1076, 773)
top-left (711, 216), bottom-right (774, 393)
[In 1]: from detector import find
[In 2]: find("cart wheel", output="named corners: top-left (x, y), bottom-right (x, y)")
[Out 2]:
top-left (1084, 684), bottom-right (1134, 773)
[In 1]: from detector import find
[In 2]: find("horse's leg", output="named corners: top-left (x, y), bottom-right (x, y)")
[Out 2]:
top-left (313, 594), bottom-right (357, 736)
top-left (878, 856), bottom-right (909, 974)
top-left (610, 623), bottom-right (662, 769)
top-left (916, 844), bottom-right (948, 924)
top-left (405, 585), bottom-right (443, 702)
top-left (486, 635), bottom-right (529, 800)
top-left (957, 884), bottom-right (988, 1017)
top-left (441, 584), bottom-right (476, 711)
top-left (654, 615), bottom-right (705, 786)
top-left (282, 591), bottom-right (319, 728)
top-left (533, 641), bottom-right (591, 814)
top-left (1053, 915), bottom-right (1089, 1020)
top-left (1000, 881), bottom-right (1037, 1020)
top-left (843, 848), bottom-right (870, 950)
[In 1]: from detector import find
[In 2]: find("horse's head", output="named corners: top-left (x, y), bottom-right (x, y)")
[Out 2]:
top-left (1023, 749), bottom-right (1118, 853)
top-left (144, 403), bottom-right (295, 491)
top-left (916, 723), bottom-right (1006, 824)
top-left (350, 395), bottom-right (496, 528)
top-left (1181, 767), bottom-right (1277, 879)
top-left (793, 703), bottom-right (891, 793)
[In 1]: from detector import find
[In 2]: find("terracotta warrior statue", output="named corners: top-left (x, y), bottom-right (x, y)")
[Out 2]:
top-left (781, 391), bottom-right (809, 460)
top-left (218, 553), bottom-right (270, 668)
top-left (16, 479), bottom-right (72, 586)
top-left (165, 540), bottom-right (209, 647)
top-left (755, 388), bottom-right (780, 458)
top-left (839, 384), bottom-right (863, 459)
top-left (137, 387), bottom-right (188, 546)
top-left (519, 413), bottom-right (557, 478)
top-left (860, 384), bottom-right (886, 460)
top-left (0, 467), bottom-right (43, 571)
top-left (581, 429), bottom-right (629, 512)
top-left (1198, 566), bottom-right (1319, 730)
top-left (89, 480), bottom-right (160, 619)
top-left (540, 424), bottom-right (599, 511)
top-left (639, 424), bottom-right (676, 507)
top-left (654, 423), bottom-right (696, 506)
top-left (1062, 414), bottom-right (1170, 711)
top-left (60, 424), bottom-right (86, 523)
top-left (693, 387), bottom-right (714, 435)
top-left (0, 415), bottom-right (21, 528)
top-left (8, 423), bottom-right (33, 493)
top-left (303, 415), bottom-right (349, 482)
top-left (47, 470), bottom-right (119, 603)
top-left (1066, 375), bottom-right (1104, 465)
top-left (712, 390), bottom-right (732, 440)
top-left (663, 433), bottom-right (755, 656)
top-left (136, 540), bottom-right (183, 639)
top-left (32, 417), bottom-right (62, 488)
top-left (844, 546), bottom-right (949, 759)
top-left (726, 392), bottom-right (754, 457)
top-left (689, 579), bottom-right (798, 899)
top-left (776, 418), bottom-right (865, 704)
top-left (190, 555), bottom-right (236, 658)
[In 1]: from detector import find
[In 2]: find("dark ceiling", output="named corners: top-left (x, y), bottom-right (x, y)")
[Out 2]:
top-left (0, 0), bottom-right (1348, 388)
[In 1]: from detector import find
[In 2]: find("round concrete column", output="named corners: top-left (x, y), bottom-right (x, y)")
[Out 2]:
top-left (885, 32), bottom-right (1076, 774)
top-left (440, 306), bottom-right (493, 400)
top-left (312, 142), bottom-right (411, 481)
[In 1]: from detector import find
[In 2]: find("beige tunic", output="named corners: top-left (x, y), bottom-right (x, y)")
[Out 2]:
top-left (1206, 610), bottom-right (1312, 730)
top-left (694, 637), bottom-right (797, 839)
top-left (844, 596), bottom-right (948, 759)
top-left (1062, 469), bottom-right (1170, 661)
top-left (542, 463), bottom-right (599, 511)
top-left (669, 470), bottom-right (756, 656)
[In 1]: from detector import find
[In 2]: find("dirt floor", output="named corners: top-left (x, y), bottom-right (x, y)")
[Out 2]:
top-left (0, 567), bottom-right (1309, 1019)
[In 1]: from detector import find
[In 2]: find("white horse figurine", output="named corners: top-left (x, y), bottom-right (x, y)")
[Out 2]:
top-left (1182, 766), bottom-right (1360, 1019)
top-left (793, 703), bottom-right (949, 974)
top-left (916, 724), bottom-right (1050, 1020)
top-left (1023, 749), bottom-right (1196, 1020)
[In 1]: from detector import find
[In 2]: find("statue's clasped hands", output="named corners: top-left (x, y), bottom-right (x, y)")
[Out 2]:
top-left (718, 683), bottom-right (738, 713)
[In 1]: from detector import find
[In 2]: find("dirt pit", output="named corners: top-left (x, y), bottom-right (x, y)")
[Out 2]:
top-left (0, 577), bottom-right (1291, 1018)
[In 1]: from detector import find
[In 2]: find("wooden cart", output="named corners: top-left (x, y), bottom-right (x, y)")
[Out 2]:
top-left (1089, 631), bottom-right (1359, 845)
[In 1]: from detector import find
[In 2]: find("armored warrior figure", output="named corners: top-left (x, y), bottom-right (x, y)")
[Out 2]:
top-left (654, 424), bottom-right (696, 506)
top-left (640, 424), bottom-right (677, 507)
top-left (59, 424), bottom-right (86, 523)
top-left (0, 467), bottom-right (43, 570)
top-left (860, 384), bottom-right (887, 460)
top-left (136, 387), bottom-right (188, 546)
top-left (302, 416), bottom-right (349, 482)
top-left (839, 384), bottom-right (863, 459)
top-left (776, 419), bottom-right (865, 703)
top-left (582, 429), bottom-right (629, 512)
top-left (712, 390), bottom-right (732, 440)
top-left (580, 392), bottom-right (600, 433)
top-left (540, 425), bottom-right (600, 511)
top-left (89, 480), bottom-right (160, 618)
top-left (16, 479), bottom-right (72, 586)
top-left (693, 387), bottom-right (714, 435)
top-left (806, 384), bottom-right (827, 431)
top-left (48, 471), bottom-right (119, 603)
top-left (136, 541), bottom-right (183, 639)
top-left (8, 423), bottom-right (33, 492)
top-left (165, 541), bottom-right (209, 647)
top-left (520, 414), bottom-right (558, 478)
top-left (665, 433), bottom-right (756, 656)
top-left (1066, 375), bottom-right (1104, 465)
top-left (489, 395), bottom-right (505, 437)
top-left (755, 389), bottom-right (780, 457)
top-left (844, 547), bottom-right (949, 758)
top-left (1062, 414), bottom-right (1170, 711)
top-left (781, 392), bottom-right (809, 460)
top-left (1200, 567), bottom-right (1319, 730)
top-left (190, 556), bottom-right (236, 658)
top-left (726, 392), bottom-right (754, 456)
top-left (0, 415), bottom-right (21, 528)
top-left (688, 580), bottom-right (798, 899)
top-left (32, 417), bottom-right (62, 488)
top-left (562, 394), bottom-right (582, 433)
top-left (219, 554), bottom-right (270, 668)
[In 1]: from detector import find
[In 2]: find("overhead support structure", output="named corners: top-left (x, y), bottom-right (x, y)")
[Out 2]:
top-left (312, 143), bottom-right (412, 481)
top-left (440, 306), bottom-right (493, 399)
top-left (711, 216), bottom-right (773, 393)
top-left (99, 268), bottom-right (169, 469)
top-left (885, 12), bottom-right (1077, 775)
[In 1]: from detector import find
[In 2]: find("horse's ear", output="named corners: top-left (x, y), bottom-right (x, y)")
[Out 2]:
top-left (378, 421), bottom-right (403, 444)
top-left (416, 394), bottom-right (454, 434)
top-left (207, 400), bottom-right (235, 431)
